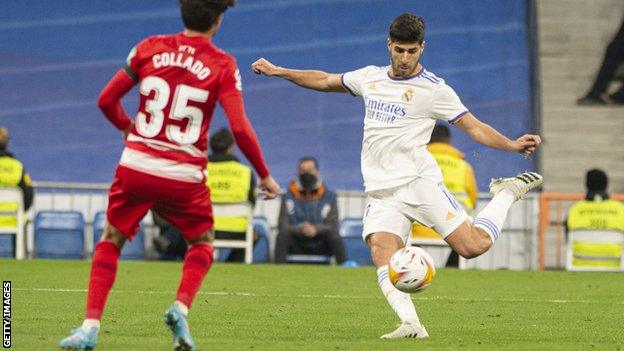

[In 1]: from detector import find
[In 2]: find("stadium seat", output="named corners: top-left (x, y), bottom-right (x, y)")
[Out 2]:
top-left (35, 211), bottom-right (85, 259)
top-left (93, 211), bottom-right (144, 260)
top-left (216, 216), bottom-right (271, 263)
top-left (0, 236), bottom-right (13, 258)
top-left (212, 202), bottom-right (254, 264)
top-left (252, 216), bottom-right (270, 263)
top-left (286, 254), bottom-right (332, 264)
top-left (566, 229), bottom-right (624, 271)
top-left (0, 187), bottom-right (26, 259)
top-left (340, 218), bottom-right (372, 265)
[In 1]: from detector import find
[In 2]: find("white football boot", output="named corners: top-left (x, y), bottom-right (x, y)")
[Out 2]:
top-left (380, 322), bottom-right (429, 339)
top-left (489, 171), bottom-right (543, 201)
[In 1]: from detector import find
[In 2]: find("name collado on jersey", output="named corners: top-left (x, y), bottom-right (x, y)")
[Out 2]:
top-left (152, 52), bottom-right (211, 80)
top-left (364, 97), bottom-right (407, 124)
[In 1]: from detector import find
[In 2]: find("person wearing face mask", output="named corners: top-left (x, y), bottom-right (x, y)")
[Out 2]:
top-left (275, 156), bottom-right (346, 264)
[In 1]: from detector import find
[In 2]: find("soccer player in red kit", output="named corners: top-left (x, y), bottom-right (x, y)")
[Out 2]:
top-left (60, 1), bottom-right (280, 350)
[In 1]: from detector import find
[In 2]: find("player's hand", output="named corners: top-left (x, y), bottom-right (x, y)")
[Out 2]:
top-left (512, 134), bottom-right (541, 155)
top-left (252, 58), bottom-right (280, 76)
top-left (259, 175), bottom-right (281, 200)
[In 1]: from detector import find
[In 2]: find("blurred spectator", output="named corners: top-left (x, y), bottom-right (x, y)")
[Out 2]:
top-left (577, 15), bottom-right (624, 105)
top-left (152, 211), bottom-right (187, 260)
top-left (566, 169), bottom-right (624, 233)
top-left (152, 128), bottom-right (258, 262)
top-left (208, 128), bottom-right (257, 262)
top-left (0, 126), bottom-right (34, 256)
top-left (0, 125), bottom-right (34, 216)
top-left (276, 157), bottom-right (346, 264)
top-left (410, 125), bottom-right (477, 267)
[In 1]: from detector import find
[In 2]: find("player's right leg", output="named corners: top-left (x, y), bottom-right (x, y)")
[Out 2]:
top-left (157, 182), bottom-right (216, 351)
top-left (445, 172), bottom-right (542, 258)
top-left (363, 195), bottom-right (429, 339)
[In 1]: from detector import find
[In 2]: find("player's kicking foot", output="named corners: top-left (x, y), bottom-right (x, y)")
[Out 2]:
top-left (164, 304), bottom-right (196, 351)
top-left (489, 171), bottom-right (543, 201)
top-left (59, 326), bottom-right (98, 350)
top-left (380, 322), bottom-right (429, 339)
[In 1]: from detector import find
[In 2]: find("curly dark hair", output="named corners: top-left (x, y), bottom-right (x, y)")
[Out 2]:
top-left (389, 13), bottom-right (425, 44)
top-left (179, 0), bottom-right (236, 32)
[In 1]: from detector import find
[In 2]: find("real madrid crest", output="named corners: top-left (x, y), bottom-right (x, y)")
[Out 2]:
top-left (401, 88), bottom-right (413, 102)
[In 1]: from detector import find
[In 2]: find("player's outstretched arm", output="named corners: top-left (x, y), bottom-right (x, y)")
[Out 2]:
top-left (252, 58), bottom-right (346, 93)
top-left (454, 113), bottom-right (541, 155)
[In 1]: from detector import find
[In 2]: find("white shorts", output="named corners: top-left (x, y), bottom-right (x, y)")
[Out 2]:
top-left (362, 177), bottom-right (469, 243)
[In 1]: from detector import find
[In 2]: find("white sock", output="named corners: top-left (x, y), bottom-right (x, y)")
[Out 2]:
top-left (473, 189), bottom-right (515, 242)
top-left (81, 319), bottom-right (100, 333)
top-left (174, 300), bottom-right (189, 316)
top-left (377, 265), bottom-right (421, 326)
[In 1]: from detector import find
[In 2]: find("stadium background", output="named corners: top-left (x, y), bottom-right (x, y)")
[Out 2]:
top-left (2, 1), bottom-right (624, 349)
top-left (0, 0), bottom-right (534, 190)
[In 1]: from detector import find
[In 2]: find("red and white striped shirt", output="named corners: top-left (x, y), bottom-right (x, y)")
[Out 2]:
top-left (97, 32), bottom-right (269, 183)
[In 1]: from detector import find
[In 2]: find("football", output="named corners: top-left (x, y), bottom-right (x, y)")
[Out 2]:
top-left (388, 246), bottom-right (436, 293)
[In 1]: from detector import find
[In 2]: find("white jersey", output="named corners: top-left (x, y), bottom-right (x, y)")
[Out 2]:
top-left (341, 65), bottom-right (468, 192)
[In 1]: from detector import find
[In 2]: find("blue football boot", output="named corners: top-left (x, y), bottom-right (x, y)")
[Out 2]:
top-left (164, 304), bottom-right (196, 351)
top-left (59, 326), bottom-right (98, 350)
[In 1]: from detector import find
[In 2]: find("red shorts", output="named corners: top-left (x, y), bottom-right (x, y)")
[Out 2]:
top-left (106, 165), bottom-right (213, 241)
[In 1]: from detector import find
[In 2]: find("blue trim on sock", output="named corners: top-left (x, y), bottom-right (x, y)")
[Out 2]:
top-left (474, 218), bottom-right (500, 240)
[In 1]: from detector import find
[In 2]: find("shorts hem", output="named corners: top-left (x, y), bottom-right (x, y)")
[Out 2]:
top-left (362, 228), bottom-right (407, 244)
top-left (437, 213), bottom-right (469, 238)
top-left (106, 216), bottom-right (137, 241)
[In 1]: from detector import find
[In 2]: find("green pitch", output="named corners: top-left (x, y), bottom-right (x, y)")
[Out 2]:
top-left (1, 260), bottom-right (623, 351)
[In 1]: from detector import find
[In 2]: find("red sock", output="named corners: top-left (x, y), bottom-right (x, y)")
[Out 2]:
top-left (85, 241), bottom-right (121, 319)
top-left (176, 243), bottom-right (214, 308)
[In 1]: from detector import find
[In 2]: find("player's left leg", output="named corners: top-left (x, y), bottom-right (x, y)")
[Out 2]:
top-left (59, 224), bottom-right (128, 350)
top-left (363, 195), bottom-right (429, 339)
top-left (61, 166), bottom-right (151, 350)
top-left (445, 172), bottom-right (543, 258)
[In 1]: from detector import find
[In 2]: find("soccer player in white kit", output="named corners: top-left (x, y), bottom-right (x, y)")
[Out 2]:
top-left (252, 13), bottom-right (543, 339)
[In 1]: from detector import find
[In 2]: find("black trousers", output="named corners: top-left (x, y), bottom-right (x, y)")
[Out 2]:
top-left (587, 16), bottom-right (624, 98)
top-left (274, 230), bottom-right (346, 264)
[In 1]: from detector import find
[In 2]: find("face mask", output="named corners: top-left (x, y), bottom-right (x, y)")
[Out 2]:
top-left (298, 173), bottom-right (317, 189)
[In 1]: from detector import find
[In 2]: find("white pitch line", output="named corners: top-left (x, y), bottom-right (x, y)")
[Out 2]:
top-left (13, 288), bottom-right (624, 305)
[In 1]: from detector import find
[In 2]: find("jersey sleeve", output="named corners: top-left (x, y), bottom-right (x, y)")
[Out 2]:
top-left (218, 59), bottom-right (270, 178)
top-left (217, 58), bottom-right (243, 100)
top-left (341, 66), bottom-right (373, 96)
top-left (431, 84), bottom-right (469, 123)
top-left (124, 38), bottom-right (150, 82)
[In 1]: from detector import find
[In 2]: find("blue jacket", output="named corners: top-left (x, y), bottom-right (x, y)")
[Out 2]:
top-left (278, 181), bottom-right (338, 236)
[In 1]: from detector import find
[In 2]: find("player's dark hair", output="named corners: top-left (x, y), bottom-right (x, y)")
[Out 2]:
top-left (210, 127), bottom-right (234, 154)
top-left (430, 124), bottom-right (451, 143)
top-left (298, 156), bottom-right (319, 170)
top-left (179, 0), bottom-right (236, 32)
top-left (389, 13), bottom-right (425, 44)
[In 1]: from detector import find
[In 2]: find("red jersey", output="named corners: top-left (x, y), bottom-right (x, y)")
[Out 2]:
top-left (98, 32), bottom-right (269, 183)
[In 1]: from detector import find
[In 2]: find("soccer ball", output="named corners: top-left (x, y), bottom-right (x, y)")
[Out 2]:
top-left (388, 246), bottom-right (436, 293)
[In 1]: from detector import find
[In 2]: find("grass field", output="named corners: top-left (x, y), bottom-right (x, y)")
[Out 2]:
top-left (1, 260), bottom-right (623, 351)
